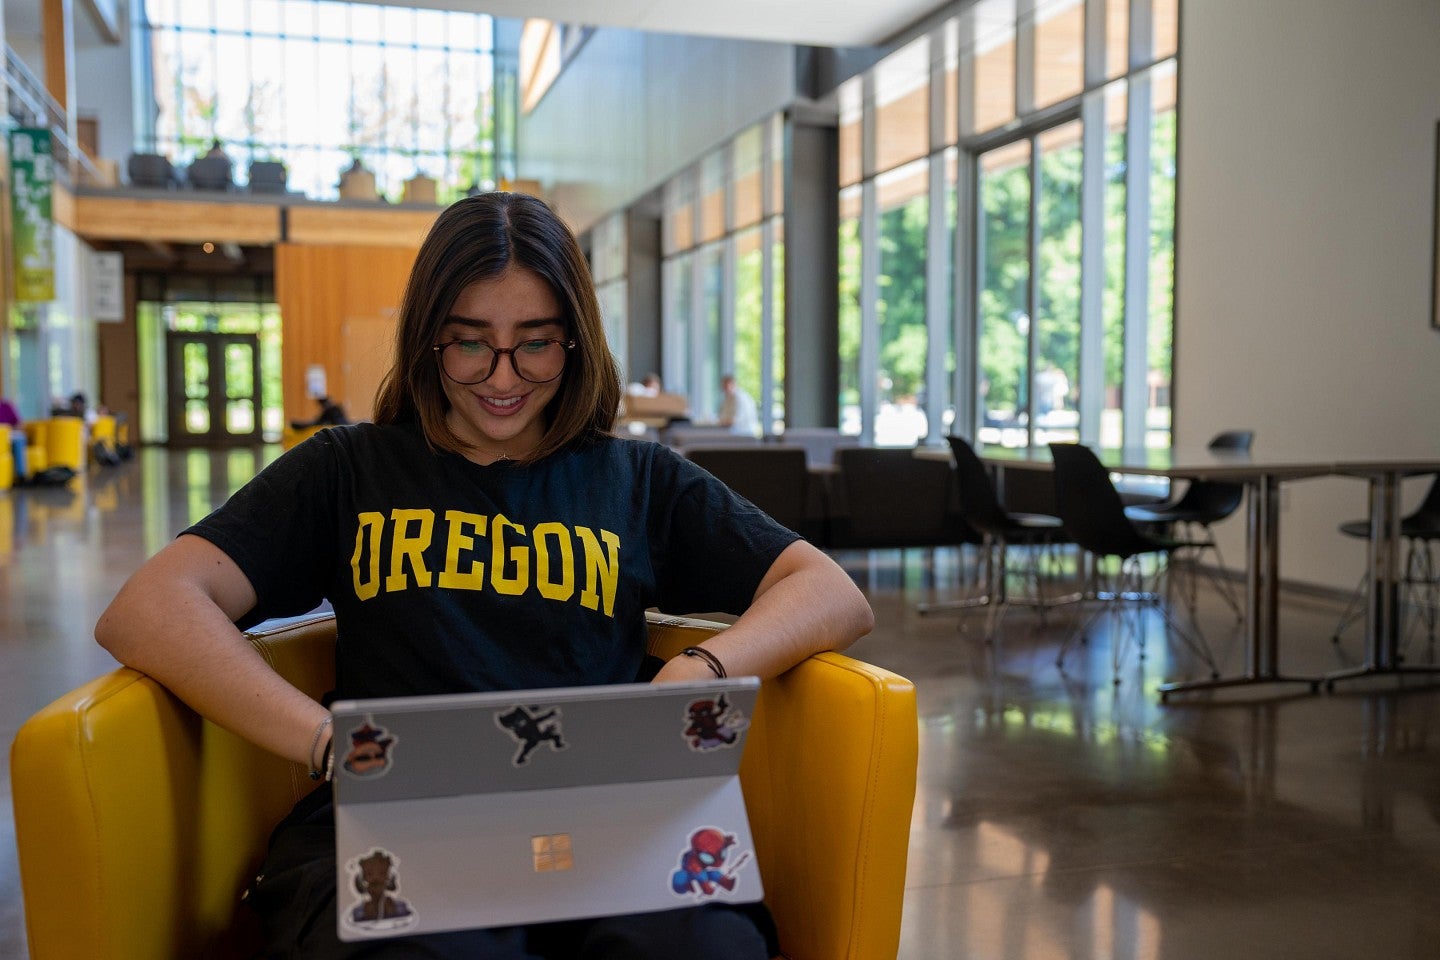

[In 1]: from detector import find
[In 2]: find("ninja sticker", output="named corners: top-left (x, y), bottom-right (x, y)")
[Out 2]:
top-left (670, 827), bottom-right (752, 899)
top-left (494, 704), bottom-right (567, 765)
top-left (341, 848), bottom-right (419, 936)
top-left (342, 721), bottom-right (397, 778)
top-left (682, 694), bottom-right (748, 751)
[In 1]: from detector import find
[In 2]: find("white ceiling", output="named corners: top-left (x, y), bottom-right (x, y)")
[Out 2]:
top-left (349, 0), bottom-right (951, 48)
top-left (5, 0), bottom-right (952, 50)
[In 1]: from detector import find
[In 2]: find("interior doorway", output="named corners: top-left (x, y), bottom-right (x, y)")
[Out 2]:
top-left (164, 332), bottom-right (263, 446)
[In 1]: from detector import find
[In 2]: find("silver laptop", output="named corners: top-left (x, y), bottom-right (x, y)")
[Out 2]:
top-left (330, 677), bottom-right (763, 941)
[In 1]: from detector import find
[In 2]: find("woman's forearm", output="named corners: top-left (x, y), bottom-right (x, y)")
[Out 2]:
top-left (653, 540), bottom-right (874, 683)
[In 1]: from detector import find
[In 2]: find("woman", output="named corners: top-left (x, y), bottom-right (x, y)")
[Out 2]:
top-left (96, 192), bottom-right (873, 959)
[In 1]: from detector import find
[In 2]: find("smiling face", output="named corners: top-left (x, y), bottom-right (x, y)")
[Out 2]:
top-left (436, 266), bottom-right (568, 464)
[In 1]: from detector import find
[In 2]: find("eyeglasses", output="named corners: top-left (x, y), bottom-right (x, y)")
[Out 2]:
top-left (433, 337), bottom-right (576, 385)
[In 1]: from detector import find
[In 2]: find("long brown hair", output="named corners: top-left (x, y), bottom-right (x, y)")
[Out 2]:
top-left (372, 192), bottom-right (620, 462)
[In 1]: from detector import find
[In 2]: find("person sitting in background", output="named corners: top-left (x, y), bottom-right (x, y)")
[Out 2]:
top-left (718, 374), bottom-right (760, 437)
top-left (55, 392), bottom-right (99, 427)
top-left (289, 395), bottom-right (350, 430)
top-left (0, 397), bottom-right (24, 478)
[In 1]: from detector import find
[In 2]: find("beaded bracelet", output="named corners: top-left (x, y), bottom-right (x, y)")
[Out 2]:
top-left (679, 645), bottom-right (727, 679)
top-left (307, 715), bottom-right (334, 780)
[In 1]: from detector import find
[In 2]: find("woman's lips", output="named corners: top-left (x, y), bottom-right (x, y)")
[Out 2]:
top-left (477, 393), bottom-right (525, 416)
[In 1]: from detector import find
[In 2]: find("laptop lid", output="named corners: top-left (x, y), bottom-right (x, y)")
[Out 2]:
top-left (331, 677), bottom-right (763, 941)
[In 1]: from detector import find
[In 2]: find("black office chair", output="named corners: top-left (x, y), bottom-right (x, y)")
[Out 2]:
top-left (1049, 443), bottom-right (1218, 684)
top-left (1330, 472), bottom-right (1440, 652)
top-left (186, 155), bottom-right (234, 191)
top-left (922, 435), bottom-right (1068, 632)
top-left (247, 160), bottom-right (288, 194)
top-left (683, 445), bottom-right (817, 543)
top-left (126, 152), bottom-right (175, 189)
top-left (1126, 430), bottom-right (1253, 618)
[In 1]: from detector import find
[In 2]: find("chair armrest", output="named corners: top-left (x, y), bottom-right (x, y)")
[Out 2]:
top-left (646, 613), bottom-right (917, 960)
top-left (11, 615), bottom-right (337, 959)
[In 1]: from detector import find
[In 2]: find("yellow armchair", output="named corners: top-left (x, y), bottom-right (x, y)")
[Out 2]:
top-left (12, 613), bottom-right (917, 960)
top-left (280, 423), bottom-right (326, 450)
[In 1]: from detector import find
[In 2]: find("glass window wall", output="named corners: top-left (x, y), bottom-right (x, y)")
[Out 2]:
top-left (138, 0), bottom-right (512, 202)
top-left (657, 116), bottom-right (785, 433)
top-left (842, 0), bottom-right (1180, 451)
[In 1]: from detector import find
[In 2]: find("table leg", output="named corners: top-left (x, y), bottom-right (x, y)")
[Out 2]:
top-left (1159, 474), bottom-right (1320, 700)
top-left (1326, 471), bottom-right (1440, 690)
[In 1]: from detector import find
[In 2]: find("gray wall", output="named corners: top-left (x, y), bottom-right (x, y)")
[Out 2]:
top-left (75, 4), bottom-right (135, 165)
top-left (519, 28), bottom-right (799, 234)
top-left (1176, 0), bottom-right (1440, 593)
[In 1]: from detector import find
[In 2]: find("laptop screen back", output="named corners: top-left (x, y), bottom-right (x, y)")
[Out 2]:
top-left (331, 678), bottom-right (763, 940)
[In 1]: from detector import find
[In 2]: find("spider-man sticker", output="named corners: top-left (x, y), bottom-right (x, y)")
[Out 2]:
top-left (670, 827), bottom-right (752, 899)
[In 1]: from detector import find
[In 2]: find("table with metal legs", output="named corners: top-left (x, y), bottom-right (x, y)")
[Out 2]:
top-left (931, 444), bottom-right (1440, 698)
top-left (974, 445), bottom-right (1332, 699)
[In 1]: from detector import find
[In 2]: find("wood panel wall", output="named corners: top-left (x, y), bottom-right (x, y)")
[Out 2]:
top-left (274, 244), bottom-right (418, 425)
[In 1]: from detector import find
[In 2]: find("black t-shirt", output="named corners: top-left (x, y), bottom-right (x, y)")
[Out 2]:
top-left (185, 421), bottom-right (799, 699)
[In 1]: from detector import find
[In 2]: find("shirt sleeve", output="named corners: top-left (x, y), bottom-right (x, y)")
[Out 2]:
top-left (646, 446), bottom-right (801, 616)
top-left (183, 432), bottom-right (342, 627)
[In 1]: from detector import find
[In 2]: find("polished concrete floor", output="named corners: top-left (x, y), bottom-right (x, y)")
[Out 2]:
top-left (4, 447), bottom-right (1440, 958)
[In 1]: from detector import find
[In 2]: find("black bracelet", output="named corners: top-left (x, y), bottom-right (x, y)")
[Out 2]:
top-left (680, 645), bottom-right (727, 679)
top-left (310, 738), bottom-right (333, 781)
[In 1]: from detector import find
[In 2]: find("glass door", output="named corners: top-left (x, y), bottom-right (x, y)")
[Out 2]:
top-left (165, 333), bottom-right (262, 446)
top-left (974, 118), bottom-right (1083, 448)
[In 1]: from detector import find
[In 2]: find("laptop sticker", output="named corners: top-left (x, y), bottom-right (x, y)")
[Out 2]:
top-left (682, 694), bottom-right (748, 752)
top-left (341, 848), bottom-right (419, 937)
top-left (342, 721), bottom-right (397, 779)
top-left (670, 827), bottom-right (752, 898)
top-left (494, 705), bottom-right (567, 766)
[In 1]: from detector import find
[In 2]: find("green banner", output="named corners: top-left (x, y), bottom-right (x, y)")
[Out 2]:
top-left (9, 128), bottom-right (55, 302)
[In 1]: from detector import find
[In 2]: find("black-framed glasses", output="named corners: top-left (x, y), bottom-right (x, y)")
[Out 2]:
top-left (433, 337), bottom-right (577, 385)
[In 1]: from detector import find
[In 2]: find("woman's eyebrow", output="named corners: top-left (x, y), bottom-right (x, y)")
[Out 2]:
top-left (441, 316), bottom-right (564, 330)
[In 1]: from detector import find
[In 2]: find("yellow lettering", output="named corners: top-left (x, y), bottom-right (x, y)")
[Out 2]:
top-left (575, 526), bottom-right (619, 617)
top-left (533, 522), bottom-right (575, 602)
top-left (438, 511), bottom-right (488, 590)
top-left (351, 512), bottom-right (385, 601)
top-left (385, 509), bottom-right (435, 592)
top-left (490, 514), bottom-right (529, 596)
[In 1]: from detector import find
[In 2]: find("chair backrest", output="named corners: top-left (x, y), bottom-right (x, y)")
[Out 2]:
top-left (44, 416), bottom-right (87, 472)
top-left (1208, 430), bottom-right (1253, 452)
top-left (831, 447), bottom-right (976, 548)
top-left (1408, 471), bottom-right (1440, 523)
top-left (946, 435), bottom-right (1012, 536)
top-left (186, 155), bottom-right (233, 191)
top-left (1164, 429), bottom-right (1253, 521)
top-left (1048, 442), bottom-right (1149, 559)
top-left (684, 445), bottom-right (811, 536)
top-left (126, 152), bottom-right (174, 188)
top-left (13, 612), bottom-right (917, 960)
top-left (247, 160), bottom-right (288, 194)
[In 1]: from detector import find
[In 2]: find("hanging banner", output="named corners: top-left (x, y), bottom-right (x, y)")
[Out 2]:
top-left (9, 128), bottom-right (55, 302)
top-left (90, 250), bottom-right (125, 321)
